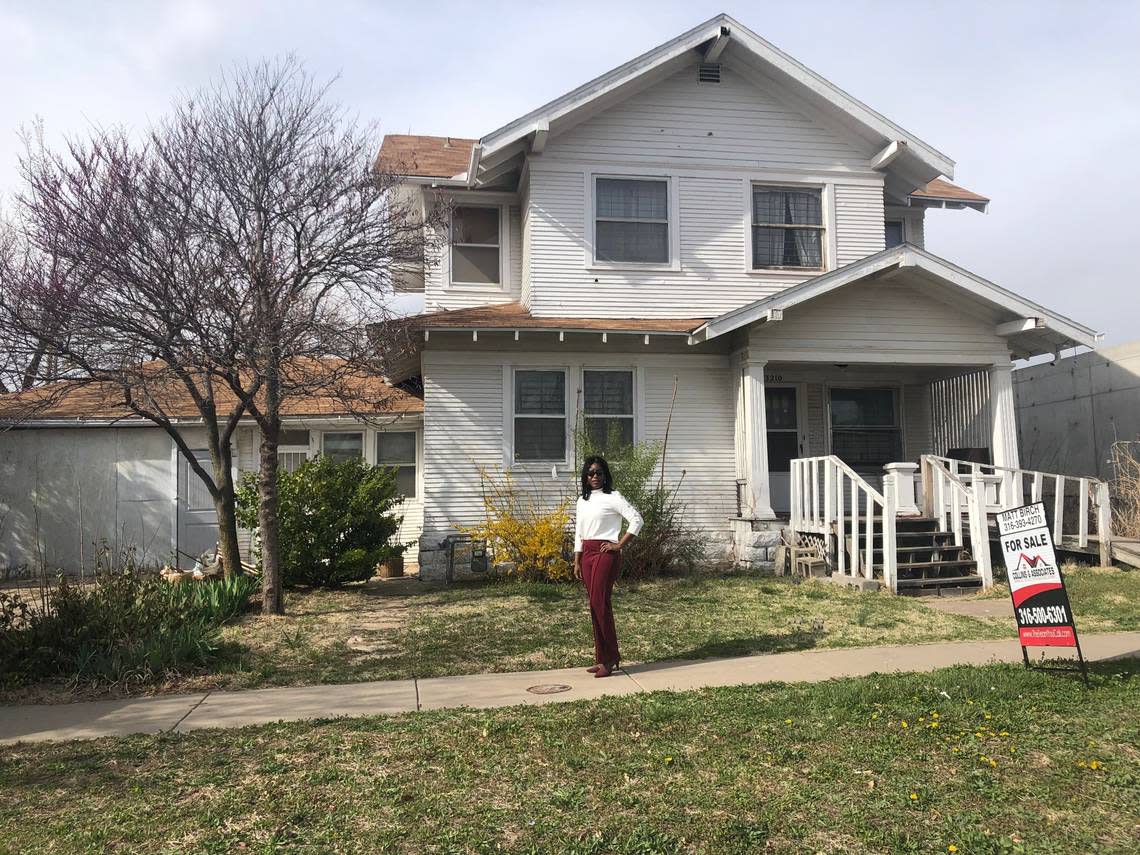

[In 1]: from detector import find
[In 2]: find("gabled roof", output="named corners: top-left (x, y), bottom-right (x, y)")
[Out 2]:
top-left (475, 12), bottom-right (955, 184)
top-left (411, 301), bottom-right (705, 334)
top-left (692, 244), bottom-right (1100, 356)
top-left (375, 135), bottom-right (477, 179)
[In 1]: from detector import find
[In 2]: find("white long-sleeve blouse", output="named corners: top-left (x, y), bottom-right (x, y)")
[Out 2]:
top-left (574, 490), bottom-right (644, 552)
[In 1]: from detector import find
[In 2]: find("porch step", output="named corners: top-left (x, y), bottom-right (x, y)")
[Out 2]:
top-left (845, 544), bottom-right (970, 561)
top-left (896, 575), bottom-right (984, 595)
top-left (897, 559), bottom-right (978, 573)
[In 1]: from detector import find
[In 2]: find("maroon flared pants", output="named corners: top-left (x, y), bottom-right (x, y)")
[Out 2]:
top-left (581, 539), bottom-right (621, 667)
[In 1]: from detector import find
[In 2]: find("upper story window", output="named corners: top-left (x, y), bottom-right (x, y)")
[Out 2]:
top-left (514, 369), bottom-right (566, 461)
top-left (377, 431), bottom-right (417, 499)
top-left (885, 220), bottom-right (905, 248)
top-left (595, 177), bottom-right (669, 264)
top-left (451, 205), bottom-right (501, 285)
top-left (751, 186), bottom-right (824, 270)
top-left (583, 370), bottom-right (634, 453)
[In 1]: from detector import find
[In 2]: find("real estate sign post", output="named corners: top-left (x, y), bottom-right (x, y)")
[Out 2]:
top-left (995, 502), bottom-right (1088, 685)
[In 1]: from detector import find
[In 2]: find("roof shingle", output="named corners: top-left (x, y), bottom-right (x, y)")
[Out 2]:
top-left (376, 135), bottom-right (476, 179)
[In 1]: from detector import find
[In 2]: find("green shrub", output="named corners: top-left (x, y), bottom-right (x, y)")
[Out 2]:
top-left (237, 455), bottom-right (405, 588)
top-left (574, 425), bottom-right (705, 579)
top-left (0, 553), bottom-right (257, 689)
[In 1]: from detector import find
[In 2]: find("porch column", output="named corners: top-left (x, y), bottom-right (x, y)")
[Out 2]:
top-left (989, 362), bottom-right (1020, 506)
top-left (743, 356), bottom-right (776, 520)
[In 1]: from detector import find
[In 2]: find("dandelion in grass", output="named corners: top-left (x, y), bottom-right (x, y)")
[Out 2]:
top-left (909, 792), bottom-right (918, 801)
top-left (949, 846), bottom-right (959, 853)
top-left (901, 720), bottom-right (908, 728)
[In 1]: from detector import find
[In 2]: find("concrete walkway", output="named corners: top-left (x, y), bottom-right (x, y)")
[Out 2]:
top-left (3, 631), bottom-right (1138, 745)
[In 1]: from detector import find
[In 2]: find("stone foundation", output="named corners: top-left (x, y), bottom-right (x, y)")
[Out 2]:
top-left (730, 518), bottom-right (786, 571)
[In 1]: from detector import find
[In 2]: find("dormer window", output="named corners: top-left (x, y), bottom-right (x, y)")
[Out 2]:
top-left (751, 186), bottom-right (824, 270)
top-left (451, 205), bottom-right (501, 285)
top-left (594, 177), bottom-right (669, 264)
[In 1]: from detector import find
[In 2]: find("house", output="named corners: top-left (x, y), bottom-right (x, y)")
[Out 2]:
top-left (3, 13), bottom-right (1112, 589)
top-left (1015, 340), bottom-right (1140, 481)
top-left (0, 372), bottom-right (424, 575)
top-left (379, 13), bottom-right (1108, 589)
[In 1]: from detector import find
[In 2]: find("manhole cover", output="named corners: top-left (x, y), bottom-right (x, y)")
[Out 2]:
top-left (526, 683), bottom-right (572, 695)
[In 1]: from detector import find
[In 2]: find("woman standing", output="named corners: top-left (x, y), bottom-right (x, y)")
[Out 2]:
top-left (574, 456), bottom-right (644, 678)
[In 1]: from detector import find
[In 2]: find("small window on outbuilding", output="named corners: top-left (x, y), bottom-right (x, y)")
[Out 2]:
top-left (377, 431), bottom-right (417, 499)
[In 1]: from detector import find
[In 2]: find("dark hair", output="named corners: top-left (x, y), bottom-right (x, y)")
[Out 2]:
top-left (580, 456), bottom-right (614, 499)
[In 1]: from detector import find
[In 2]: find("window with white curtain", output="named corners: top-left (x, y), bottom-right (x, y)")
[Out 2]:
top-left (377, 431), bottom-right (417, 499)
top-left (451, 206), bottom-right (501, 285)
top-left (513, 369), bottom-right (566, 461)
top-left (595, 177), bottom-right (669, 264)
top-left (751, 186), bottom-right (824, 269)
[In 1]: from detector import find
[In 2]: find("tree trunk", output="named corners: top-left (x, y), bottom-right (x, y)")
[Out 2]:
top-left (212, 454), bottom-right (243, 579)
top-left (258, 424), bottom-right (283, 614)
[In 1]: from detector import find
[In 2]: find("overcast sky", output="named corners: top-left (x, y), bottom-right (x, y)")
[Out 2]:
top-left (2, 0), bottom-right (1138, 346)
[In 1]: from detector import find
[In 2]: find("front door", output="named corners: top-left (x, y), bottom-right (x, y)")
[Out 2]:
top-left (766, 385), bottom-right (804, 513)
top-left (177, 450), bottom-right (220, 567)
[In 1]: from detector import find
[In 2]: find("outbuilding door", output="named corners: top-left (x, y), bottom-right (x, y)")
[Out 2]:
top-left (177, 450), bottom-right (219, 566)
top-left (766, 386), bottom-right (804, 514)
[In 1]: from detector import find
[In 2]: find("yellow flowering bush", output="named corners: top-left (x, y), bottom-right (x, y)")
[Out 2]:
top-left (460, 467), bottom-right (573, 582)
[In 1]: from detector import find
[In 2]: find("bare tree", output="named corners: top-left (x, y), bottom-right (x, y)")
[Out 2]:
top-left (164, 58), bottom-right (436, 613)
top-left (4, 59), bottom-right (436, 611)
top-left (6, 128), bottom-right (253, 579)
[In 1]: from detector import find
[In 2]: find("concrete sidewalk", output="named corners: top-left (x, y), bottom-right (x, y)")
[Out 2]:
top-left (3, 631), bottom-right (1138, 745)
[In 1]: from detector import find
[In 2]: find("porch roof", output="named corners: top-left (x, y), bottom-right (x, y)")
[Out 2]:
top-left (690, 244), bottom-right (1100, 358)
top-left (408, 301), bottom-right (706, 335)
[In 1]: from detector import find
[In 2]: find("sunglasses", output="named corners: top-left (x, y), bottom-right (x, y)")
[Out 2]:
top-left (586, 469), bottom-right (605, 477)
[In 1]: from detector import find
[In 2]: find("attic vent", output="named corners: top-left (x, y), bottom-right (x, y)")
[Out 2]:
top-left (698, 63), bottom-right (721, 84)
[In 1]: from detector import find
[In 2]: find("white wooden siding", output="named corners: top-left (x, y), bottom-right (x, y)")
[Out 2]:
top-left (423, 200), bottom-right (522, 312)
top-left (420, 350), bottom-right (736, 542)
top-left (526, 168), bottom-right (885, 318)
top-left (644, 364), bottom-right (737, 530)
top-left (421, 353), bottom-right (506, 542)
top-left (749, 281), bottom-right (1011, 365)
top-left (903, 383), bottom-right (934, 460)
top-left (543, 65), bottom-right (871, 171)
top-left (835, 184), bottom-right (885, 266)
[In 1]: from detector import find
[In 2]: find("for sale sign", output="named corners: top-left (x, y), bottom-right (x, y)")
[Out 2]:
top-left (996, 503), bottom-right (1079, 647)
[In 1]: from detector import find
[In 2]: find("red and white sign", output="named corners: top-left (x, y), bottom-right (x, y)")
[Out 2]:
top-left (996, 503), bottom-right (1078, 648)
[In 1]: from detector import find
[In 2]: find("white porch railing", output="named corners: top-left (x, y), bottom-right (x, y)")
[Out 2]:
top-left (920, 456), bottom-right (993, 587)
top-left (921, 454), bottom-right (1113, 565)
top-left (790, 455), bottom-right (897, 591)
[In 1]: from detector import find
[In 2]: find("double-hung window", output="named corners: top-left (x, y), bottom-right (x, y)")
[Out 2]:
top-left (377, 431), bottom-right (417, 499)
top-left (451, 206), bottom-right (501, 285)
top-left (829, 389), bottom-right (900, 469)
top-left (322, 432), bottom-right (364, 464)
top-left (751, 186), bottom-right (824, 269)
top-left (514, 370), bottom-right (566, 461)
top-left (583, 370), bottom-right (634, 453)
top-left (277, 429), bottom-right (311, 473)
top-left (595, 177), bottom-right (669, 264)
